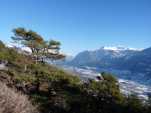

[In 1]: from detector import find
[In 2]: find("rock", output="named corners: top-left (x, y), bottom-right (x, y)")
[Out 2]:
top-left (15, 82), bottom-right (39, 94)
top-left (95, 73), bottom-right (104, 81)
top-left (15, 82), bottom-right (26, 92)
top-left (25, 83), bottom-right (39, 94)
top-left (49, 89), bottom-right (57, 96)
top-left (39, 82), bottom-right (49, 92)
top-left (0, 60), bottom-right (8, 71)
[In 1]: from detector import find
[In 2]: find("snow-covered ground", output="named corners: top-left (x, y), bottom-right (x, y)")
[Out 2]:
top-left (61, 65), bottom-right (151, 100)
top-left (119, 79), bottom-right (151, 100)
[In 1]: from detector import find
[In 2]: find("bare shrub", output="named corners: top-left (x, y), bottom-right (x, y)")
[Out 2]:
top-left (0, 81), bottom-right (38, 113)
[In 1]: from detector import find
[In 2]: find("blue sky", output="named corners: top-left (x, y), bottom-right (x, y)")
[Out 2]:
top-left (0, 0), bottom-right (150, 55)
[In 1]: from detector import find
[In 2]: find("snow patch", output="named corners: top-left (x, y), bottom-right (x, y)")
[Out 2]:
top-left (101, 46), bottom-right (142, 51)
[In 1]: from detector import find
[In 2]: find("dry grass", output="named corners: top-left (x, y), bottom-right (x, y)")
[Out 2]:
top-left (0, 81), bottom-right (38, 113)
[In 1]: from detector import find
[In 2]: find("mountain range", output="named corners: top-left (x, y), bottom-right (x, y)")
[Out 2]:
top-left (65, 46), bottom-right (151, 85)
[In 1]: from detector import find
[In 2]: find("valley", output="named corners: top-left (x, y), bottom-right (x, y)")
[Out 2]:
top-left (61, 65), bottom-right (151, 100)
top-left (55, 46), bottom-right (151, 100)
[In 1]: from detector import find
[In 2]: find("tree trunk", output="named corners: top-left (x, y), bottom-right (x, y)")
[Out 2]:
top-left (24, 64), bottom-right (27, 72)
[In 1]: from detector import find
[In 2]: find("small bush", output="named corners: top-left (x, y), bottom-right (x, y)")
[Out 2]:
top-left (0, 81), bottom-right (38, 113)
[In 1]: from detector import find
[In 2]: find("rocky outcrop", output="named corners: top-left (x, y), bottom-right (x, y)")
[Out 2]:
top-left (0, 60), bottom-right (8, 71)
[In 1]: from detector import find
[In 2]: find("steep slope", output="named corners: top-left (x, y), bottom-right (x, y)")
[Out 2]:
top-left (124, 47), bottom-right (151, 74)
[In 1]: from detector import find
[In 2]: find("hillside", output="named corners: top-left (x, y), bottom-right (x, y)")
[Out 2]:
top-left (0, 41), bottom-right (151, 113)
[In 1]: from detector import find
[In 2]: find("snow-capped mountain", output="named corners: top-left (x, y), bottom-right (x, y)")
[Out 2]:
top-left (66, 46), bottom-right (151, 86)
top-left (68, 46), bottom-right (140, 67)
top-left (101, 46), bottom-right (142, 51)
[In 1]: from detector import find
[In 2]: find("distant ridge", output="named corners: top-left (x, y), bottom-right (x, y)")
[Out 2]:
top-left (100, 46), bottom-right (143, 51)
top-left (66, 46), bottom-right (151, 85)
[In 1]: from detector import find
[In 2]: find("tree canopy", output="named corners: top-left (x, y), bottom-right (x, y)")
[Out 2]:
top-left (11, 27), bottom-right (65, 62)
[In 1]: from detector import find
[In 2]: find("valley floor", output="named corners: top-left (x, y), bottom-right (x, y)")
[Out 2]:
top-left (61, 65), bottom-right (151, 100)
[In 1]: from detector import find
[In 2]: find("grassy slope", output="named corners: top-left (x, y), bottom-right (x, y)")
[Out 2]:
top-left (0, 43), bottom-right (82, 113)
